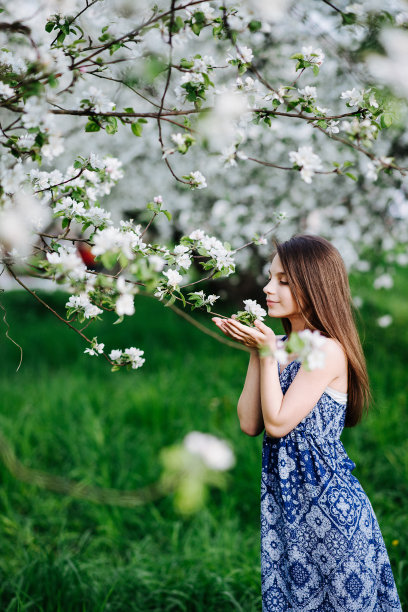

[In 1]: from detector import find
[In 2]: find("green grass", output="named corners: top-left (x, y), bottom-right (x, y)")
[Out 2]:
top-left (0, 268), bottom-right (406, 611)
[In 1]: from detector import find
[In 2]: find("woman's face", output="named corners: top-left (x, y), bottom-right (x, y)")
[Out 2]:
top-left (262, 254), bottom-right (300, 319)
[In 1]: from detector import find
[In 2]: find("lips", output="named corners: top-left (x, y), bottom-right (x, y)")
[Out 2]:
top-left (267, 300), bottom-right (279, 305)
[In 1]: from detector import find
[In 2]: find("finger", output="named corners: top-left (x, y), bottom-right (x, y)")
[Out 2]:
top-left (223, 322), bottom-right (264, 345)
top-left (254, 320), bottom-right (274, 333)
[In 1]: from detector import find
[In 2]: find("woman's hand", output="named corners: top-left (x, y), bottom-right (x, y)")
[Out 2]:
top-left (212, 315), bottom-right (277, 354)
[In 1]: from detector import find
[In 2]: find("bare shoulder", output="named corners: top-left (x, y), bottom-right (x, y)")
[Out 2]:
top-left (322, 337), bottom-right (347, 368)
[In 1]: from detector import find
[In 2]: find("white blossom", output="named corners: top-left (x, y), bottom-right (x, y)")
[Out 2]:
top-left (298, 86), bottom-right (317, 99)
top-left (243, 299), bottom-right (267, 321)
top-left (377, 314), bottom-right (393, 328)
top-left (189, 229), bottom-right (206, 241)
top-left (183, 431), bottom-right (235, 471)
top-left (327, 120), bottom-right (340, 135)
top-left (123, 346), bottom-right (145, 369)
top-left (115, 293), bottom-right (135, 316)
top-left (288, 146), bottom-right (323, 184)
top-left (84, 341), bottom-right (104, 356)
top-left (0, 82), bottom-right (14, 98)
top-left (301, 46), bottom-right (325, 65)
top-left (47, 246), bottom-right (87, 281)
top-left (373, 273), bottom-right (393, 289)
top-left (340, 88), bottom-right (364, 107)
top-left (187, 170), bottom-right (207, 189)
top-left (148, 254), bottom-right (166, 272)
top-left (79, 86), bottom-right (115, 113)
top-left (163, 268), bottom-right (183, 288)
top-left (66, 293), bottom-right (103, 318)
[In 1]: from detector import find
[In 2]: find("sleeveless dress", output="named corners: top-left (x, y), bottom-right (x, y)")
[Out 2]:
top-left (261, 358), bottom-right (403, 611)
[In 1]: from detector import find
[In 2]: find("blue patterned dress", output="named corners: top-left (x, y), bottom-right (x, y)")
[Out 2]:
top-left (261, 359), bottom-right (402, 611)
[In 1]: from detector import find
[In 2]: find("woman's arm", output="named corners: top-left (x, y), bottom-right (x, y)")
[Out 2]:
top-left (258, 337), bottom-right (346, 437)
top-left (219, 318), bottom-right (347, 438)
top-left (237, 349), bottom-right (265, 437)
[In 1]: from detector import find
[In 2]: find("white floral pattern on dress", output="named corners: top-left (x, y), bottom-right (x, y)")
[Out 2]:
top-left (261, 359), bottom-right (402, 611)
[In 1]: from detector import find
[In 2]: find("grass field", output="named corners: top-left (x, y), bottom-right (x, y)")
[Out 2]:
top-left (0, 267), bottom-right (407, 611)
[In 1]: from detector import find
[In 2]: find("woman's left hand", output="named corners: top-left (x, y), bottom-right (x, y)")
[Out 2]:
top-left (212, 316), bottom-right (277, 354)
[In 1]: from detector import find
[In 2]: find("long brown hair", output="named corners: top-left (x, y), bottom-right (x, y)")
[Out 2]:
top-left (275, 234), bottom-right (370, 427)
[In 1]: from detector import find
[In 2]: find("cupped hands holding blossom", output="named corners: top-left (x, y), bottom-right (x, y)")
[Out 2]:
top-left (212, 315), bottom-right (277, 356)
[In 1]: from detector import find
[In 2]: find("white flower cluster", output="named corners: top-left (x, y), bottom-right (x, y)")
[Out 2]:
top-left (191, 290), bottom-right (219, 306)
top-left (220, 145), bottom-right (248, 167)
top-left (54, 196), bottom-right (112, 228)
top-left (288, 146), bottom-right (323, 184)
top-left (92, 224), bottom-right (148, 260)
top-left (298, 85), bottom-right (317, 100)
top-left (162, 268), bottom-right (183, 288)
top-left (186, 170), bottom-right (207, 189)
top-left (227, 46), bottom-right (254, 65)
top-left (377, 314), bottom-right (392, 328)
top-left (373, 273), bottom-right (393, 289)
top-left (46, 245), bottom-right (87, 281)
top-left (78, 86), bottom-right (115, 113)
top-left (189, 229), bottom-right (236, 276)
top-left (115, 276), bottom-right (138, 316)
top-left (340, 88), bottom-right (378, 109)
top-left (173, 244), bottom-right (192, 270)
top-left (301, 46), bottom-right (325, 66)
top-left (365, 157), bottom-right (393, 181)
top-left (22, 97), bottom-right (54, 131)
top-left (243, 299), bottom-right (267, 321)
top-left (275, 330), bottom-right (327, 371)
top-left (298, 329), bottom-right (327, 370)
top-left (183, 431), bottom-right (235, 471)
top-left (109, 346), bottom-right (145, 369)
top-left (185, 2), bottom-right (215, 21)
top-left (0, 189), bottom-right (51, 257)
top-left (84, 337), bottom-right (104, 356)
top-left (0, 81), bottom-right (14, 98)
top-left (67, 293), bottom-right (103, 318)
top-left (0, 50), bottom-right (26, 73)
top-left (341, 117), bottom-right (377, 142)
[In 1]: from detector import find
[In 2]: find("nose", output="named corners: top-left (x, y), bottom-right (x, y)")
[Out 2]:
top-left (263, 278), bottom-right (275, 295)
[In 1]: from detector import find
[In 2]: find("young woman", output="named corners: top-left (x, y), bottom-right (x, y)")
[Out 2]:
top-left (212, 235), bottom-right (402, 611)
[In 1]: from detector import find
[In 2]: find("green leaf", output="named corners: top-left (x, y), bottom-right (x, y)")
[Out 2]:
top-left (105, 117), bottom-right (118, 134)
top-left (313, 65), bottom-right (319, 76)
top-left (101, 251), bottom-right (118, 269)
top-left (248, 20), bottom-right (262, 32)
top-left (286, 100), bottom-right (299, 112)
top-left (290, 53), bottom-right (304, 60)
top-left (61, 217), bottom-right (70, 229)
top-left (163, 210), bottom-right (172, 221)
top-left (113, 315), bottom-right (124, 325)
top-left (124, 107), bottom-right (135, 113)
top-left (164, 294), bottom-right (177, 307)
top-left (85, 120), bottom-right (101, 132)
top-left (109, 42), bottom-right (123, 55)
top-left (345, 172), bottom-right (357, 181)
top-left (131, 122), bottom-right (143, 136)
top-left (45, 21), bottom-right (55, 33)
top-left (380, 113), bottom-right (393, 129)
top-left (343, 160), bottom-right (354, 168)
top-left (341, 12), bottom-right (357, 25)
